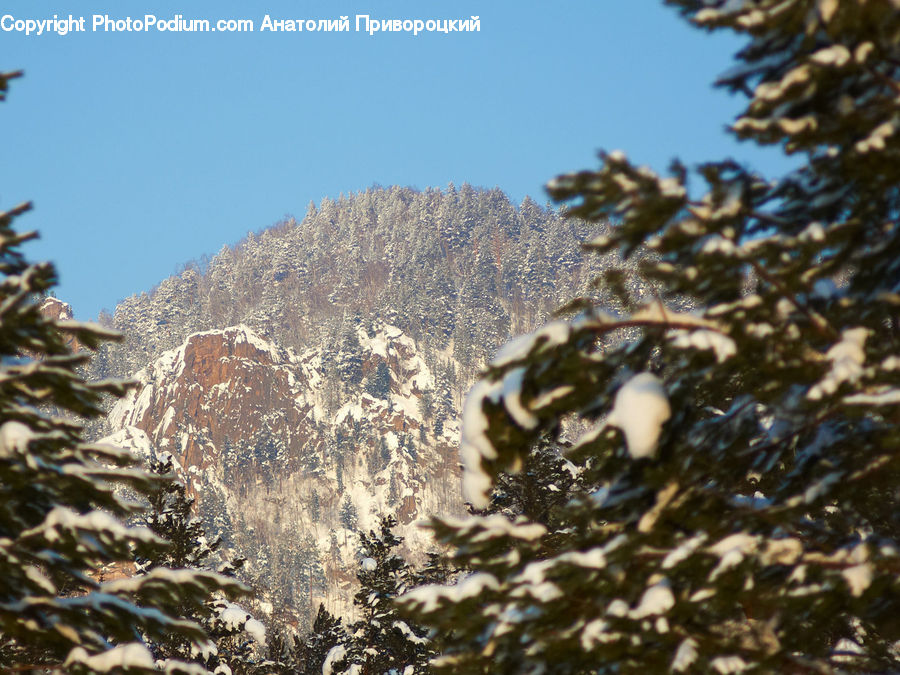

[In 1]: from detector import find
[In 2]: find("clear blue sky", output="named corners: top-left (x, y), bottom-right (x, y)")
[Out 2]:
top-left (1, 1), bottom-right (794, 319)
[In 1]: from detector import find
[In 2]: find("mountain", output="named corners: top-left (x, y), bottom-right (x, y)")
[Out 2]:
top-left (102, 322), bottom-right (460, 623)
top-left (92, 185), bottom-right (626, 381)
top-left (90, 185), bottom-right (639, 625)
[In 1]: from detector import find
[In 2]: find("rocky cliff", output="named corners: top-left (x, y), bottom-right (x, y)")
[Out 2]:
top-left (102, 322), bottom-right (462, 623)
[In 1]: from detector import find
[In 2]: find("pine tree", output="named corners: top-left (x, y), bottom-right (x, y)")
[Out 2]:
top-left (339, 497), bottom-right (358, 532)
top-left (284, 603), bottom-right (347, 675)
top-left (139, 456), bottom-right (264, 674)
top-left (479, 437), bottom-right (582, 531)
top-left (365, 361), bottom-right (392, 401)
top-left (402, 3), bottom-right (900, 672)
top-left (336, 315), bottom-right (365, 387)
top-left (0, 70), bottom-right (245, 672)
top-left (336, 516), bottom-right (434, 674)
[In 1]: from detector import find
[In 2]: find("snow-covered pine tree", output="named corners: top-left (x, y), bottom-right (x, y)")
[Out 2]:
top-left (140, 456), bottom-right (264, 673)
top-left (477, 437), bottom-right (583, 532)
top-left (365, 361), bottom-right (392, 401)
top-left (0, 71), bottom-right (246, 673)
top-left (332, 516), bottom-right (433, 674)
top-left (270, 603), bottom-right (346, 675)
top-left (401, 2), bottom-right (900, 672)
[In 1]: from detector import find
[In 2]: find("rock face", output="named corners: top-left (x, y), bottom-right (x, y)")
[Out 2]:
top-left (104, 322), bottom-right (463, 622)
top-left (41, 296), bottom-right (74, 322)
top-left (40, 296), bottom-right (81, 351)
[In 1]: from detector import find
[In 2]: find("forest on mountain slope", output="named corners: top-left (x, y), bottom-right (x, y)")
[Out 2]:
top-left (89, 184), bottom-right (642, 388)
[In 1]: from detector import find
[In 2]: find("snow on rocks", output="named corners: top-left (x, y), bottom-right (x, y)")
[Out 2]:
top-left (607, 373), bottom-right (671, 459)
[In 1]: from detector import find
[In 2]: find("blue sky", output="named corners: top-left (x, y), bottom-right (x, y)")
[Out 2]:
top-left (1, 1), bottom-right (795, 319)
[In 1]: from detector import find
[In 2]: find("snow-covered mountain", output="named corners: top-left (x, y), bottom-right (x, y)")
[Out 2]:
top-left (102, 322), bottom-right (463, 623)
top-left (85, 186), bottom-right (642, 627)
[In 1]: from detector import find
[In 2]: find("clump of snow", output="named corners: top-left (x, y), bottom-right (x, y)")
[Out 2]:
top-left (711, 655), bottom-right (748, 673)
top-left (191, 639), bottom-right (217, 661)
top-left (754, 64), bottom-right (811, 102)
top-left (629, 580), bottom-right (675, 619)
top-left (27, 507), bottom-right (161, 546)
top-left (761, 538), bottom-right (803, 566)
top-left (659, 177), bottom-right (686, 198)
top-left (511, 560), bottom-right (564, 603)
top-left (672, 638), bottom-right (699, 671)
top-left (819, 0), bottom-right (839, 22)
top-left (214, 601), bottom-right (266, 645)
top-left (663, 534), bottom-right (708, 569)
top-left (580, 619), bottom-right (612, 650)
top-left (360, 557), bottom-right (377, 572)
top-left (607, 373), bottom-right (671, 459)
top-left (809, 327), bottom-right (869, 399)
top-left (245, 617), bottom-right (266, 646)
top-left (811, 45), bottom-right (851, 67)
top-left (832, 637), bottom-right (865, 662)
top-left (491, 321), bottom-right (570, 367)
top-left (531, 385), bottom-right (574, 409)
top-left (630, 304), bottom-right (712, 327)
top-left (670, 329), bottom-right (736, 363)
top-left (500, 367), bottom-right (538, 430)
top-left (856, 120), bottom-right (896, 154)
top-left (0, 420), bottom-right (33, 457)
top-left (504, 545), bottom-right (611, 609)
top-left (701, 235), bottom-right (738, 255)
top-left (441, 514), bottom-right (546, 543)
top-left (24, 566), bottom-right (55, 594)
top-left (64, 643), bottom-right (154, 671)
top-left (842, 563), bottom-right (873, 597)
top-left (322, 644), bottom-right (347, 675)
top-left (708, 533), bottom-right (759, 580)
top-left (460, 379), bottom-right (500, 499)
top-left (400, 573), bottom-right (499, 613)
top-left (844, 388), bottom-right (900, 406)
top-left (393, 620), bottom-right (428, 645)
